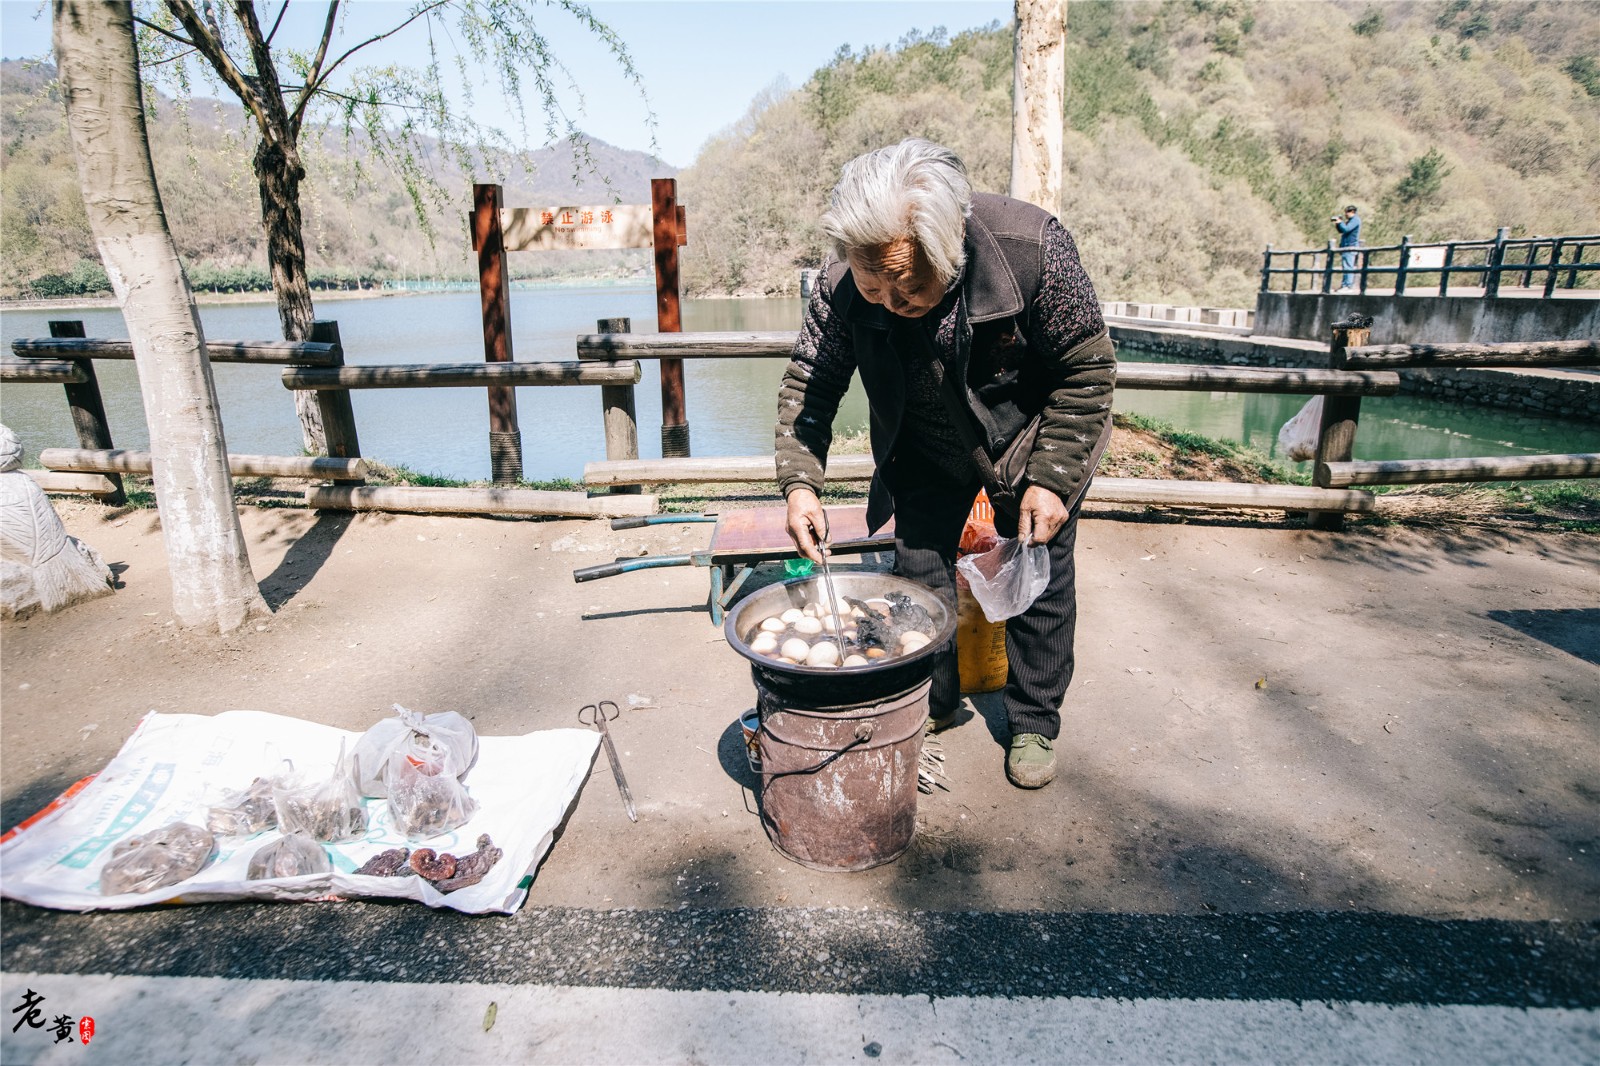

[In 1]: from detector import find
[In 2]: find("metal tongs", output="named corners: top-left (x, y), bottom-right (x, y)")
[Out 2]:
top-left (813, 509), bottom-right (849, 658)
top-left (578, 699), bottom-right (637, 822)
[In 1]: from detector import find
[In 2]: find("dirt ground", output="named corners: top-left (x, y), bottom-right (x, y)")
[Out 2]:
top-left (2, 497), bottom-right (1597, 922)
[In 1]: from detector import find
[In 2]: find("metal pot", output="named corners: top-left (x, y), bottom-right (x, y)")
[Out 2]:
top-left (724, 572), bottom-right (956, 708)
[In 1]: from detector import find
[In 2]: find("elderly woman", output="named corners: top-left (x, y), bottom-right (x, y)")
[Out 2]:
top-left (776, 138), bottom-right (1115, 789)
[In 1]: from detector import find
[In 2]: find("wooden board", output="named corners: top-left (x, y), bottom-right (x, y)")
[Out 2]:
top-left (695, 505), bottom-right (896, 565)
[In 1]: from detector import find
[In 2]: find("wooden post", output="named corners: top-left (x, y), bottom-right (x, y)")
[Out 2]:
top-left (307, 320), bottom-right (362, 484)
top-left (1307, 323), bottom-right (1370, 532)
top-left (1543, 239), bottom-right (1564, 299)
top-left (1259, 244), bottom-right (1273, 293)
top-left (1321, 238), bottom-right (1336, 294)
top-left (474, 182), bottom-right (523, 483)
top-left (49, 320), bottom-right (124, 506)
top-left (652, 177), bottom-right (689, 458)
top-left (591, 316), bottom-right (640, 495)
top-left (1485, 226), bottom-right (1509, 298)
top-left (1395, 235), bottom-right (1411, 296)
top-left (1439, 241), bottom-right (1455, 296)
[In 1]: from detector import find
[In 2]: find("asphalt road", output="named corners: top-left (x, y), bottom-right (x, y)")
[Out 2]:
top-left (3, 902), bottom-right (1597, 1063)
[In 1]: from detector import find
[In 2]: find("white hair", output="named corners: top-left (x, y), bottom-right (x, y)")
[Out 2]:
top-left (820, 138), bottom-right (972, 286)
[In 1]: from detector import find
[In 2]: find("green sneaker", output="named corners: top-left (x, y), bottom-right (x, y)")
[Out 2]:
top-left (1006, 733), bottom-right (1056, 789)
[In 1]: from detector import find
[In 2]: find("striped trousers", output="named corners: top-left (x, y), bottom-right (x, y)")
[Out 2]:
top-left (887, 458), bottom-right (1083, 740)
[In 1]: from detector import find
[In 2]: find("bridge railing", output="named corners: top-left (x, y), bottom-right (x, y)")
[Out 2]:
top-left (1259, 229), bottom-right (1600, 297)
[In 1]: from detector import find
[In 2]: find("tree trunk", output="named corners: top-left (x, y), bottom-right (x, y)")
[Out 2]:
top-left (1010, 0), bottom-right (1066, 211)
top-left (255, 138), bottom-right (328, 453)
top-left (54, 0), bottom-right (270, 633)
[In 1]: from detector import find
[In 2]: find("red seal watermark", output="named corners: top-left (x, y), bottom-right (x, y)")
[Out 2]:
top-left (78, 1016), bottom-right (94, 1045)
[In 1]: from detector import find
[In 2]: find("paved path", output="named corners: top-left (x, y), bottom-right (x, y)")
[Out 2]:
top-left (3, 507), bottom-right (1597, 1063)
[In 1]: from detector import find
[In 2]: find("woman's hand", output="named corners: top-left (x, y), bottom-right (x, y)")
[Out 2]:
top-left (1017, 484), bottom-right (1070, 544)
top-left (784, 487), bottom-right (829, 563)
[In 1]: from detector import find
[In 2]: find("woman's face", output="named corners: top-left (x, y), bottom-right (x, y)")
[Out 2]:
top-left (847, 238), bottom-right (946, 318)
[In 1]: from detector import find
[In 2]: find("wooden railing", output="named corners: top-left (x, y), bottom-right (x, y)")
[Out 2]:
top-left (1314, 336), bottom-right (1600, 494)
top-left (2, 317), bottom-right (657, 518)
top-left (572, 324), bottom-right (1405, 528)
top-left (9, 317), bottom-right (1594, 528)
top-left (1259, 230), bottom-right (1600, 297)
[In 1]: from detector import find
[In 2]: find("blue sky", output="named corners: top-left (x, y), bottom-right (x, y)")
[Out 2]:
top-left (1, 0), bottom-right (1011, 168)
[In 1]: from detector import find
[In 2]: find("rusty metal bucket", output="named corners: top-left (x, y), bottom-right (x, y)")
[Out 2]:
top-left (755, 680), bottom-right (929, 872)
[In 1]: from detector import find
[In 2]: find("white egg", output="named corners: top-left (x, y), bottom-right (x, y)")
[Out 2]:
top-left (900, 632), bottom-right (931, 653)
top-left (805, 642), bottom-right (841, 667)
top-left (781, 638), bottom-right (812, 661)
top-left (750, 632), bottom-right (779, 655)
top-left (842, 628), bottom-right (859, 644)
top-left (794, 616), bottom-right (823, 635)
top-left (818, 614), bottom-right (840, 633)
top-left (780, 608), bottom-right (805, 625)
top-left (802, 602), bottom-right (820, 617)
top-left (842, 654), bottom-right (869, 668)
top-left (759, 616), bottom-right (786, 634)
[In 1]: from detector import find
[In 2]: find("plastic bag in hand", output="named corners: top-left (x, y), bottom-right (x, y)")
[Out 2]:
top-left (247, 830), bottom-right (332, 880)
top-left (352, 704), bottom-right (479, 798)
top-left (99, 822), bottom-right (215, 895)
top-left (954, 535), bottom-right (1050, 623)
top-left (205, 776), bottom-right (278, 837)
top-left (272, 740), bottom-right (369, 843)
top-left (386, 747), bottom-right (478, 841)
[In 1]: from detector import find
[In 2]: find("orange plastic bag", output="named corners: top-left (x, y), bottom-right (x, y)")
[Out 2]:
top-left (959, 490), bottom-right (1000, 557)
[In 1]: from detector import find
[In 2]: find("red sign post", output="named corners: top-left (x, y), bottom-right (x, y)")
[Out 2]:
top-left (472, 183), bottom-right (522, 484)
top-left (652, 178), bottom-right (689, 457)
top-left (471, 181), bottom-right (689, 471)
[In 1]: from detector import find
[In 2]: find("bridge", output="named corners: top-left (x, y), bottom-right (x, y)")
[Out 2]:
top-left (1253, 229), bottom-right (1600, 345)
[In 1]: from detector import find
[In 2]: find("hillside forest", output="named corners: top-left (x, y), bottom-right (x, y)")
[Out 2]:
top-left (4, 0), bottom-right (1599, 308)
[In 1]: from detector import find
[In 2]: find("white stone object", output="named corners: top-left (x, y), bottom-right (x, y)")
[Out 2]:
top-left (0, 425), bottom-right (114, 619)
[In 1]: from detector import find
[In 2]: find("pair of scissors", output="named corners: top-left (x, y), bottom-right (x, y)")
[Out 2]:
top-left (578, 700), bottom-right (637, 822)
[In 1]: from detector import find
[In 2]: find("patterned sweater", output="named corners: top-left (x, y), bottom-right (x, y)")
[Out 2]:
top-left (776, 192), bottom-right (1116, 530)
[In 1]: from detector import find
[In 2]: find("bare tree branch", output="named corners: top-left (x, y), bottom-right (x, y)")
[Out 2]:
top-left (232, 0), bottom-right (296, 131)
top-left (264, 0), bottom-right (292, 46)
top-left (303, 0), bottom-right (452, 99)
top-left (147, 45), bottom-right (200, 67)
top-left (133, 14), bottom-right (194, 48)
top-left (283, 85), bottom-right (429, 113)
top-left (162, 1), bottom-right (267, 129)
top-left (289, 0), bottom-right (342, 134)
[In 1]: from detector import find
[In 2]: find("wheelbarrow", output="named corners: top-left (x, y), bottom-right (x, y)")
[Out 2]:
top-left (572, 505), bottom-right (895, 624)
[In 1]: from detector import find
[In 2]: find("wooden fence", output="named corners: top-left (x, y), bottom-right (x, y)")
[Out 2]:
top-left (1260, 229), bottom-right (1600, 297)
top-left (6, 318), bottom-right (1596, 529)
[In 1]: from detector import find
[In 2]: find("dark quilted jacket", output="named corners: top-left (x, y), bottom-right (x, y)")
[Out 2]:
top-left (776, 192), bottom-right (1116, 532)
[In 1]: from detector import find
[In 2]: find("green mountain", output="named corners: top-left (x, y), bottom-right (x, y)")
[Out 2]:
top-left (0, 59), bottom-right (675, 298)
top-left (675, 0), bottom-right (1600, 306)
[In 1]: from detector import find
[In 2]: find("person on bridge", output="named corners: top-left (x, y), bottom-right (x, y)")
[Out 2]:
top-left (1333, 204), bottom-right (1362, 291)
top-left (775, 138), bottom-right (1116, 789)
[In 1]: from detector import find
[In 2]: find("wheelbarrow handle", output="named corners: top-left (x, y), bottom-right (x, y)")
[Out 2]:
top-left (572, 554), bottom-right (694, 582)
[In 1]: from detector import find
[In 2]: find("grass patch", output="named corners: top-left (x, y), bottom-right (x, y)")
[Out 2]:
top-left (365, 461), bottom-right (467, 488)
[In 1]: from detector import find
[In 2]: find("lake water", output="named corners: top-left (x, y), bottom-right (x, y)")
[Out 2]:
top-left (2, 286), bottom-right (1594, 482)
